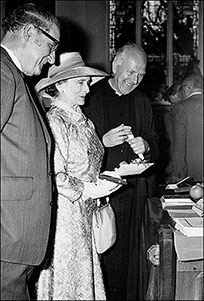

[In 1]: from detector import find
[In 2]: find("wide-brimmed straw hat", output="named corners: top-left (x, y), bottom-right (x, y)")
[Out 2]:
top-left (35, 52), bottom-right (109, 93)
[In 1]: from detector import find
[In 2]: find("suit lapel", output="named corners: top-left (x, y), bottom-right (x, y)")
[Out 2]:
top-left (1, 47), bottom-right (51, 155)
top-left (24, 80), bottom-right (51, 155)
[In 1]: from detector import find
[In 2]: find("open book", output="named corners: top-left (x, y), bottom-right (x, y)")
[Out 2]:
top-left (174, 217), bottom-right (203, 237)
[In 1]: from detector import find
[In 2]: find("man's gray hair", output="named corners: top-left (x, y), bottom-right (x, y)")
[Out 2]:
top-left (1, 2), bottom-right (60, 35)
top-left (114, 42), bottom-right (147, 65)
top-left (183, 73), bottom-right (203, 91)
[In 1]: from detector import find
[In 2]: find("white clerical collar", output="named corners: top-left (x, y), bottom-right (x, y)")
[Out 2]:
top-left (1, 44), bottom-right (23, 72)
top-left (108, 78), bottom-right (122, 96)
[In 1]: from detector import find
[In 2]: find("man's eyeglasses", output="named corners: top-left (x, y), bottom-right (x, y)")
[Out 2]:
top-left (35, 26), bottom-right (59, 52)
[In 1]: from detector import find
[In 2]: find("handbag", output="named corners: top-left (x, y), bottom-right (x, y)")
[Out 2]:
top-left (92, 197), bottom-right (116, 254)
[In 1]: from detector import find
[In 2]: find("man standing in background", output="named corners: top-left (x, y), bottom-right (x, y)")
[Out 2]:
top-left (171, 73), bottom-right (203, 183)
top-left (1, 3), bottom-right (60, 300)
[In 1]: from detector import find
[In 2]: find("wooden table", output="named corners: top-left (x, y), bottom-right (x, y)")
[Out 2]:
top-left (147, 197), bottom-right (203, 300)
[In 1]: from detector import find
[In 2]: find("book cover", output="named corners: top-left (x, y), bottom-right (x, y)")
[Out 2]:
top-left (174, 186), bottom-right (191, 193)
top-left (162, 204), bottom-right (194, 210)
top-left (161, 195), bottom-right (193, 203)
top-left (168, 209), bottom-right (198, 218)
top-left (161, 195), bottom-right (194, 210)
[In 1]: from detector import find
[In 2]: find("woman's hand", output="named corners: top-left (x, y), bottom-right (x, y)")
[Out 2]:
top-left (82, 171), bottom-right (122, 200)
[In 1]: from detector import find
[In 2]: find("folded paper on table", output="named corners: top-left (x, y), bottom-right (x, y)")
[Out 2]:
top-left (166, 176), bottom-right (191, 190)
top-left (174, 230), bottom-right (203, 261)
top-left (115, 162), bottom-right (154, 176)
top-left (174, 217), bottom-right (203, 237)
top-left (166, 184), bottom-right (178, 190)
top-left (192, 205), bottom-right (204, 217)
top-left (192, 198), bottom-right (203, 217)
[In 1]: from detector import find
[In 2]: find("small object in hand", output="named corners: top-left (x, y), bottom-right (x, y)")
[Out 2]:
top-left (131, 158), bottom-right (141, 165)
top-left (138, 153), bottom-right (144, 161)
top-left (126, 133), bottom-right (134, 140)
top-left (126, 133), bottom-right (145, 162)
top-left (131, 156), bottom-right (147, 165)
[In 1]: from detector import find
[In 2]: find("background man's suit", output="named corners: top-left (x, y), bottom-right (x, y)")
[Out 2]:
top-left (171, 93), bottom-right (203, 182)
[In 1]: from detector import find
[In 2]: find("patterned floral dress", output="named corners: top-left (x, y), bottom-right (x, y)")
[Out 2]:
top-left (37, 101), bottom-right (106, 300)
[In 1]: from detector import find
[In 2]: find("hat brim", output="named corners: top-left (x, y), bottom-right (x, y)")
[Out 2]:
top-left (35, 66), bottom-right (108, 93)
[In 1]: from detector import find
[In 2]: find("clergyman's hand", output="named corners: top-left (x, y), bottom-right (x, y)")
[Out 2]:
top-left (102, 124), bottom-right (132, 147)
top-left (127, 136), bottom-right (150, 155)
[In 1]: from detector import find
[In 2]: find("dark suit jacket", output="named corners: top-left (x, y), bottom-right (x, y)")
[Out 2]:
top-left (171, 93), bottom-right (203, 182)
top-left (1, 47), bottom-right (53, 265)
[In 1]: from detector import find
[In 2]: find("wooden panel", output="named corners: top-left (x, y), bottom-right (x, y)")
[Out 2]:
top-left (158, 224), bottom-right (204, 301)
top-left (56, 1), bottom-right (110, 72)
top-left (176, 261), bottom-right (203, 300)
top-left (158, 225), bottom-right (176, 300)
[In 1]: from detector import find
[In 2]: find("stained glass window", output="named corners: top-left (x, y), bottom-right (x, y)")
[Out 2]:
top-left (110, 0), bottom-right (201, 100)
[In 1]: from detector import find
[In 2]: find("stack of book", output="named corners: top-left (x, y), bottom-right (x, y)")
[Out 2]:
top-left (161, 194), bottom-right (203, 237)
top-left (161, 194), bottom-right (194, 210)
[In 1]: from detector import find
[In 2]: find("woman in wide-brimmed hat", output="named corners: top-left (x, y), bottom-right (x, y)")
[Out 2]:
top-left (35, 52), bottom-right (122, 300)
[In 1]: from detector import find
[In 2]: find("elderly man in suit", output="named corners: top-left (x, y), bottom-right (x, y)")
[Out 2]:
top-left (171, 73), bottom-right (203, 183)
top-left (0, 3), bottom-right (60, 300)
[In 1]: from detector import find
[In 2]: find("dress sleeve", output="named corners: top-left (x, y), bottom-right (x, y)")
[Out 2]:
top-left (47, 112), bottom-right (84, 203)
